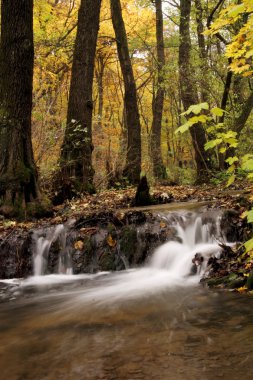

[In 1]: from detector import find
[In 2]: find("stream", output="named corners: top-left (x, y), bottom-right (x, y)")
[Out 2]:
top-left (1, 208), bottom-right (253, 379)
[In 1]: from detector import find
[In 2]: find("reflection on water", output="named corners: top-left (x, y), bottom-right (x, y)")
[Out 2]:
top-left (1, 276), bottom-right (253, 380)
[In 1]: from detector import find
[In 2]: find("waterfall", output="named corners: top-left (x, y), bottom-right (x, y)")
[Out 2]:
top-left (32, 224), bottom-right (73, 276)
top-left (149, 212), bottom-right (224, 278)
top-left (29, 209), bottom-right (229, 289)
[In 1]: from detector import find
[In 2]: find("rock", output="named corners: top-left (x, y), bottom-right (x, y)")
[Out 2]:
top-left (0, 231), bottom-right (32, 278)
top-left (134, 176), bottom-right (152, 206)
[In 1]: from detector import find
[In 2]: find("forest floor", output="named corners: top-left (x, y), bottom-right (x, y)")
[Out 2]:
top-left (1, 181), bottom-right (253, 292)
top-left (0, 181), bottom-right (251, 229)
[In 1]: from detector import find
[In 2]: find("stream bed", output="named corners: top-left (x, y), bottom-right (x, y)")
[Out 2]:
top-left (0, 279), bottom-right (253, 380)
top-left (1, 207), bottom-right (252, 379)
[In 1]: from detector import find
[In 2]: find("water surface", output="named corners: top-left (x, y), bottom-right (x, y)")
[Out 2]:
top-left (1, 275), bottom-right (253, 380)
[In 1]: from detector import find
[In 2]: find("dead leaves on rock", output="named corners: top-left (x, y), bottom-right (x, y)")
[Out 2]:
top-left (74, 240), bottom-right (84, 251)
top-left (107, 234), bottom-right (117, 248)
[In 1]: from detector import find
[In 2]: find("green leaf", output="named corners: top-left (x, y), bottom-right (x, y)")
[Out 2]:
top-left (219, 147), bottom-right (226, 154)
top-left (242, 158), bottom-right (253, 172)
top-left (175, 121), bottom-right (193, 134)
top-left (225, 156), bottom-right (238, 165)
top-left (227, 3), bottom-right (245, 18)
top-left (227, 164), bottom-right (235, 173)
top-left (182, 102), bottom-right (209, 116)
top-left (247, 210), bottom-right (253, 223)
top-left (244, 237), bottom-right (253, 252)
top-left (226, 174), bottom-right (235, 187)
top-left (211, 107), bottom-right (225, 117)
top-left (204, 138), bottom-right (222, 150)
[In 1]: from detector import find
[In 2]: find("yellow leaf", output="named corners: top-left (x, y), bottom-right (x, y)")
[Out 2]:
top-left (237, 286), bottom-right (248, 293)
top-left (160, 222), bottom-right (167, 228)
top-left (107, 234), bottom-right (117, 248)
top-left (74, 240), bottom-right (84, 250)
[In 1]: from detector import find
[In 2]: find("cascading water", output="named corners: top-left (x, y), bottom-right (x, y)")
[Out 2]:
top-left (32, 224), bottom-right (73, 276)
top-left (26, 209), bottom-right (229, 296)
top-left (149, 212), bottom-right (223, 278)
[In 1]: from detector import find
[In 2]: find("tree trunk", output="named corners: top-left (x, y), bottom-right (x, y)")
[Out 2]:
top-left (195, 0), bottom-right (209, 103)
top-left (150, 0), bottom-right (167, 180)
top-left (0, 0), bottom-right (44, 217)
top-left (60, 0), bottom-right (102, 194)
top-left (179, 0), bottom-right (211, 183)
top-left (110, 0), bottom-right (141, 184)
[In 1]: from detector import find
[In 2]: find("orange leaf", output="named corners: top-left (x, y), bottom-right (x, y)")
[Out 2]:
top-left (107, 234), bottom-right (117, 248)
top-left (74, 240), bottom-right (84, 250)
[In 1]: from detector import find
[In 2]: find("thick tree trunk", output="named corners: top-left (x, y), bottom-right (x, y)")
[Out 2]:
top-left (0, 0), bottom-right (44, 217)
top-left (150, 0), bottom-right (167, 180)
top-left (179, 0), bottom-right (211, 183)
top-left (60, 0), bottom-right (101, 194)
top-left (110, 0), bottom-right (141, 184)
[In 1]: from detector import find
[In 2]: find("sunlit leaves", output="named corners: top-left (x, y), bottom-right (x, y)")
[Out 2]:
top-left (244, 238), bottom-right (253, 253)
top-left (210, 107), bottom-right (225, 117)
top-left (204, 139), bottom-right (222, 150)
top-left (246, 210), bottom-right (253, 224)
top-left (226, 156), bottom-right (239, 166)
top-left (242, 155), bottom-right (253, 172)
top-left (226, 174), bottom-right (236, 187)
top-left (181, 102), bottom-right (209, 116)
top-left (206, 0), bottom-right (253, 76)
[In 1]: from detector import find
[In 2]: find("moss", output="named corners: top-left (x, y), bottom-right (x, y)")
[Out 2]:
top-left (206, 276), bottom-right (229, 287)
top-left (206, 274), bottom-right (246, 289)
top-left (0, 162), bottom-right (33, 188)
top-left (120, 226), bottom-right (137, 262)
top-left (83, 236), bottom-right (94, 268)
top-left (25, 195), bottom-right (53, 218)
top-left (99, 249), bottom-right (116, 271)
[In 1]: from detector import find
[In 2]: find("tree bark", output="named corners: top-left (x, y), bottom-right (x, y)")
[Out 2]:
top-left (195, 0), bottom-right (209, 103)
top-left (110, 0), bottom-right (141, 184)
top-left (179, 0), bottom-right (211, 182)
top-left (60, 0), bottom-right (102, 194)
top-left (150, 0), bottom-right (167, 180)
top-left (0, 0), bottom-right (43, 216)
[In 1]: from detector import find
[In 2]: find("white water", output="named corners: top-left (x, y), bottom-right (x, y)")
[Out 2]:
top-left (149, 214), bottom-right (222, 277)
top-left (17, 211), bottom-right (228, 305)
top-left (33, 224), bottom-right (73, 276)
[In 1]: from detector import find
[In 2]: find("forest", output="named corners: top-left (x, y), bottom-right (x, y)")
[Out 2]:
top-left (0, 0), bottom-right (252, 215)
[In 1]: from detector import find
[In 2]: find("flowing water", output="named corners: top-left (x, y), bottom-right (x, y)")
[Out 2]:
top-left (1, 209), bottom-right (253, 379)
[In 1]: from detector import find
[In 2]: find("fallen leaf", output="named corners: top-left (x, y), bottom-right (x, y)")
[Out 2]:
top-left (107, 234), bottom-right (117, 248)
top-left (74, 240), bottom-right (84, 250)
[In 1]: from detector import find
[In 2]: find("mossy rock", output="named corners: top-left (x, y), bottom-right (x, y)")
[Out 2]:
top-left (26, 196), bottom-right (53, 218)
top-left (120, 226), bottom-right (137, 262)
top-left (227, 277), bottom-right (246, 289)
top-left (206, 276), bottom-right (229, 287)
top-left (99, 249), bottom-right (116, 271)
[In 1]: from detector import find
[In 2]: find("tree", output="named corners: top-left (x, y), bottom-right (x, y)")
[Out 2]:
top-left (179, 0), bottom-right (211, 182)
top-left (60, 0), bottom-right (102, 195)
top-left (150, 0), bottom-right (167, 180)
top-left (0, 0), bottom-right (45, 216)
top-left (110, 0), bottom-right (142, 184)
